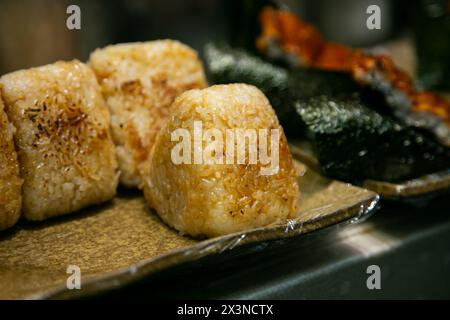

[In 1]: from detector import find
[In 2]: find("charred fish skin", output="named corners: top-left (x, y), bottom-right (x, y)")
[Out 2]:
top-left (256, 6), bottom-right (450, 148)
top-left (296, 96), bottom-right (450, 183)
top-left (351, 54), bottom-right (450, 148)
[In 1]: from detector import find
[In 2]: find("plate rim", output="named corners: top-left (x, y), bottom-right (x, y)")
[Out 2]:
top-left (30, 190), bottom-right (379, 300)
top-left (289, 143), bottom-right (450, 199)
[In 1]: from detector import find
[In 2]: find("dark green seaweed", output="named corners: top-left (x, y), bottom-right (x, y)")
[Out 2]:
top-left (204, 43), bottom-right (450, 183)
top-left (296, 96), bottom-right (450, 183)
top-left (204, 43), bottom-right (359, 133)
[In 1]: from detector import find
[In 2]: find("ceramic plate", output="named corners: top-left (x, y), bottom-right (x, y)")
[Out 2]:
top-left (0, 160), bottom-right (378, 299)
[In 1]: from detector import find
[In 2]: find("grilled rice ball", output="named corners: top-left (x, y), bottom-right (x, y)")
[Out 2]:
top-left (0, 60), bottom-right (118, 221)
top-left (142, 84), bottom-right (299, 238)
top-left (0, 94), bottom-right (22, 230)
top-left (89, 40), bottom-right (208, 188)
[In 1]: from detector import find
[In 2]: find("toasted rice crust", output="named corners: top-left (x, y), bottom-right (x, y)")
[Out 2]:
top-left (143, 84), bottom-right (299, 238)
top-left (89, 40), bottom-right (207, 187)
top-left (0, 60), bottom-right (118, 221)
top-left (0, 94), bottom-right (22, 230)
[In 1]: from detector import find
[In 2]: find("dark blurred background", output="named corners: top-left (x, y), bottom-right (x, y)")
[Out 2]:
top-left (0, 0), bottom-right (449, 89)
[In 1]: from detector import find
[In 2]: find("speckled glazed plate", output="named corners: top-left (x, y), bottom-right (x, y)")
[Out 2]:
top-left (0, 160), bottom-right (378, 300)
top-left (290, 143), bottom-right (450, 199)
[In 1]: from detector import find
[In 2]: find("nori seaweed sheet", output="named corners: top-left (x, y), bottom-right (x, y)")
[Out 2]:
top-left (296, 96), bottom-right (450, 183)
top-left (204, 43), bottom-right (359, 133)
top-left (204, 43), bottom-right (450, 183)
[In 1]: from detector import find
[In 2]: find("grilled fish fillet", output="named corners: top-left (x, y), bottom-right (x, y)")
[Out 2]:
top-left (0, 60), bottom-right (118, 221)
top-left (142, 84), bottom-right (299, 238)
top-left (0, 94), bottom-right (22, 230)
top-left (89, 40), bottom-right (208, 188)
